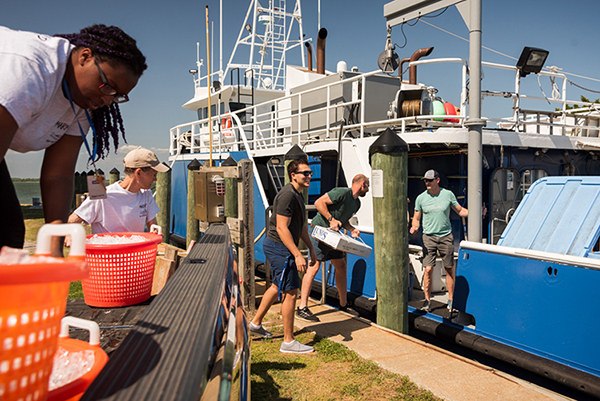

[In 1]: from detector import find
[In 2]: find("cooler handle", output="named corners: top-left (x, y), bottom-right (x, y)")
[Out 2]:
top-left (36, 224), bottom-right (86, 257)
top-left (59, 316), bottom-right (101, 346)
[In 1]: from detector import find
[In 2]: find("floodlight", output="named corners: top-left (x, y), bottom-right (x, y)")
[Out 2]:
top-left (516, 47), bottom-right (549, 77)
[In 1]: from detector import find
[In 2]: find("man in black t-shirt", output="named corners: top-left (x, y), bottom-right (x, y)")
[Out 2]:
top-left (249, 158), bottom-right (317, 354)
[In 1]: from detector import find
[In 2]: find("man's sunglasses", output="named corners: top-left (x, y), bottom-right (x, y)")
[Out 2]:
top-left (296, 170), bottom-right (313, 177)
top-left (424, 178), bottom-right (435, 182)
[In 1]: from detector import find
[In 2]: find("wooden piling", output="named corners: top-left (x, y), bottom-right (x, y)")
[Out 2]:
top-left (86, 170), bottom-right (94, 193)
top-left (187, 159), bottom-right (201, 248)
top-left (223, 156), bottom-right (238, 218)
top-left (156, 167), bottom-right (171, 243)
top-left (72, 171), bottom-right (80, 209)
top-left (238, 159), bottom-right (255, 310)
top-left (369, 128), bottom-right (409, 334)
top-left (109, 168), bottom-right (120, 185)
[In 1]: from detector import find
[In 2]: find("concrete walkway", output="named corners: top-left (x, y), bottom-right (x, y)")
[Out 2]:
top-left (276, 300), bottom-right (575, 401)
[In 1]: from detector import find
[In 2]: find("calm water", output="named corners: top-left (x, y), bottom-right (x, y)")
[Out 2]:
top-left (13, 181), bottom-right (42, 204)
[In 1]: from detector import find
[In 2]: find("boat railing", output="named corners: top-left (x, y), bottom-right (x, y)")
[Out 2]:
top-left (170, 58), bottom-right (600, 159)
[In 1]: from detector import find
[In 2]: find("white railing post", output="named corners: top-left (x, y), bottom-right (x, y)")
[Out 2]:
top-left (361, 75), bottom-right (366, 138)
top-left (326, 85), bottom-right (331, 139)
top-left (298, 92), bottom-right (302, 143)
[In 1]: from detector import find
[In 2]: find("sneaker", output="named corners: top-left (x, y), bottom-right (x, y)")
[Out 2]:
top-left (447, 299), bottom-right (453, 312)
top-left (280, 339), bottom-right (314, 354)
top-left (339, 304), bottom-right (360, 317)
top-left (249, 322), bottom-right (273, 339)
top-left (421, 300), bottom-right (431, 312)
top-left (295, 307), bottom-right (320, 322)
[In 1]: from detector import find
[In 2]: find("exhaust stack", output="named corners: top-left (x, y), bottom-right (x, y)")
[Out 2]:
top-left (409, 47), bottom-right (434, 84)
top-left (305, 42), bottom-right (313, 71)
top-left (316, 28), bottom-right (327, 75)
top-left (399, 57), bottom-right (410, 80)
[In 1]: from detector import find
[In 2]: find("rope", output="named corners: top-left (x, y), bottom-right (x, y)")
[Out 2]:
top-left (419, 19), bottom-right (600, 94)
top-left (568, 79), bottom-right (600, 94)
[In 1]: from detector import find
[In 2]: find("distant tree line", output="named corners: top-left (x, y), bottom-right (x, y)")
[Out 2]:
top-left (557, 95), bottom-right (600, 111)
top-left (12, 178), bottom-right (40, 182)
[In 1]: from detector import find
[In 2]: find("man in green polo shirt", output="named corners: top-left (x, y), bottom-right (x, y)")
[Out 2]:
top-left (296, 174), bottom-right (370, 322)
top-left (410, 169), bottom-right (468, 313)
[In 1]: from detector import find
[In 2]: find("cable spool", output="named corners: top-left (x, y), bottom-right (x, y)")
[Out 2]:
top-left (400, 99), bottom-right (422, 117)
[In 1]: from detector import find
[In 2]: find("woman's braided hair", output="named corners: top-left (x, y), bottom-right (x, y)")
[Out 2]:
top-left (55, 24), bottom-right (147, 159)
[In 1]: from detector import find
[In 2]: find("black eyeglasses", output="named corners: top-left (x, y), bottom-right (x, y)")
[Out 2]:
top-left (94, 56), bottom-right (129, 104)
top-left (296, 170), bottom-right (313, 177)
top-left (424, 178), bottom-right (435, 182)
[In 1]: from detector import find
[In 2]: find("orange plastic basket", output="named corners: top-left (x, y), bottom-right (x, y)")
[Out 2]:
top-left (82, 232), bottom-right (162, 307)
top-left (47, 317), bottom-right (108, 401)
top-left (0, 224), bottom-right (88, 401)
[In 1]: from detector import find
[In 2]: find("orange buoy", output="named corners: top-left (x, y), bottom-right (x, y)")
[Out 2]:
top-left (443, 102), bottom-right (459, 123)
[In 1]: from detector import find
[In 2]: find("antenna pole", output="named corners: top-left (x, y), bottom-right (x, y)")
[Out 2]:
top-left (220, 0), bottom-right (223, 82)
top-left (206, 5), bottom-right (213, 167)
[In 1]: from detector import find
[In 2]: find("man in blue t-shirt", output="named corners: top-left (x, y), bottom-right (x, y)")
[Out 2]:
top-left (410, 169), bottom-right (468, 313)
top-left (295, 174), bottom-right (370, 322)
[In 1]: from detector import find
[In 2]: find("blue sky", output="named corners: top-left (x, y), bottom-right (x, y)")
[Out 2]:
top-left (2, 0), bottom-right (599, 177)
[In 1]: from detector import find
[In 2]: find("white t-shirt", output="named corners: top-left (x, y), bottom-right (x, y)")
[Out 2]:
top-left (74, 182), bottom-right (161, 234)
top-left (0, 26), bottom-right (89, 153)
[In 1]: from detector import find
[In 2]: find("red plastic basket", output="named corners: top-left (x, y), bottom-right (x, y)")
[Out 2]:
top-left (0, 224), bottom-right (88, 401)
top-left (47, 317), bottom-right (108, 401)
top-left (82, 232), bottom-right (162, 307)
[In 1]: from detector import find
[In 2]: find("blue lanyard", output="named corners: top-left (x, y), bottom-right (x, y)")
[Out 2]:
top-left (62, 78), bottom-right (99, 165)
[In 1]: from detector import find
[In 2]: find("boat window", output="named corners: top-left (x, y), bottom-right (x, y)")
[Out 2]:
top-left (520, 169), bottom-right (548, 196)
top-left (197, 107), bottom-right (209, 122)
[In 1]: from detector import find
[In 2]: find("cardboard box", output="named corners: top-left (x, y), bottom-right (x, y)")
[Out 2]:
top-left (311, 225), bottom-right (372, 258)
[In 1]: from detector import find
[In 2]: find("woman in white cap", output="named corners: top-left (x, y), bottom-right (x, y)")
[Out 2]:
top-left (68, 147), bottom-right (169, 234)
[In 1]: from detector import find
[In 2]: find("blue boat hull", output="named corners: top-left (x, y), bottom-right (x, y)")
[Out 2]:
top-left (455, 244), bottom-right (600, 379)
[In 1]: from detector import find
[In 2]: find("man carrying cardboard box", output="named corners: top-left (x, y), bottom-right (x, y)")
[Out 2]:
top-left (296, 174), bottom-right (370, 322)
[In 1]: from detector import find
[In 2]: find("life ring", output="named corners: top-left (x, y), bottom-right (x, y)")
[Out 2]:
top-left (221, 117), bottom-right (232, 130)
top-left (443, 102), bottom-right (459, 123)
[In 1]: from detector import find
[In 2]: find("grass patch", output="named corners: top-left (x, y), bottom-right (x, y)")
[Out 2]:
top-left (23, 213), bottom-right (45, 243)
top-left (69, 281), bottom-right (84, 299)
top-left (250, 312), bottom-right (441, 401)
top-left (21, 205), bottom-right (44, 220)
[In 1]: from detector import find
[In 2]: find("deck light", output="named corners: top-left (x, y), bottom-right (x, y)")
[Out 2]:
top-left (516, 47), bottom-right (549, 77)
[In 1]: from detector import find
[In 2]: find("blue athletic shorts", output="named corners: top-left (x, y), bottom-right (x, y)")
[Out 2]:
top-left (263, 237), bottom-right (300, 293)
top-left (309, 224), bottom-right (345, 261)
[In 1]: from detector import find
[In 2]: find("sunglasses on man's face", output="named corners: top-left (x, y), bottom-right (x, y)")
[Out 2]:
top-left (295, 170), bottom-right (313, 177)
top-left (424, 178), bottom-right (435, 182)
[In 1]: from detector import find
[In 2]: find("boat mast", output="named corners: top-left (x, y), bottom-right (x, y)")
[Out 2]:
top-left (220, 0), bottom-right (223, 82)
top-left (224, 0), bottom-right (307, 91)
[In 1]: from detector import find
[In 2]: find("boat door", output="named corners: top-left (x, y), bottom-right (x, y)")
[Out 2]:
top-left (489, 168), bottom-right (521, 244)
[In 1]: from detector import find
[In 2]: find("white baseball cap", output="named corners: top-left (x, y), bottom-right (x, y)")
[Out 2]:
top-left (123, 147), bottom-right (169, 172)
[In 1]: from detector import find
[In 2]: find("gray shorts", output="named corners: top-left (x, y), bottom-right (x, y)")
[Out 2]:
top-left (422, 233), bottom-right (454, 269)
